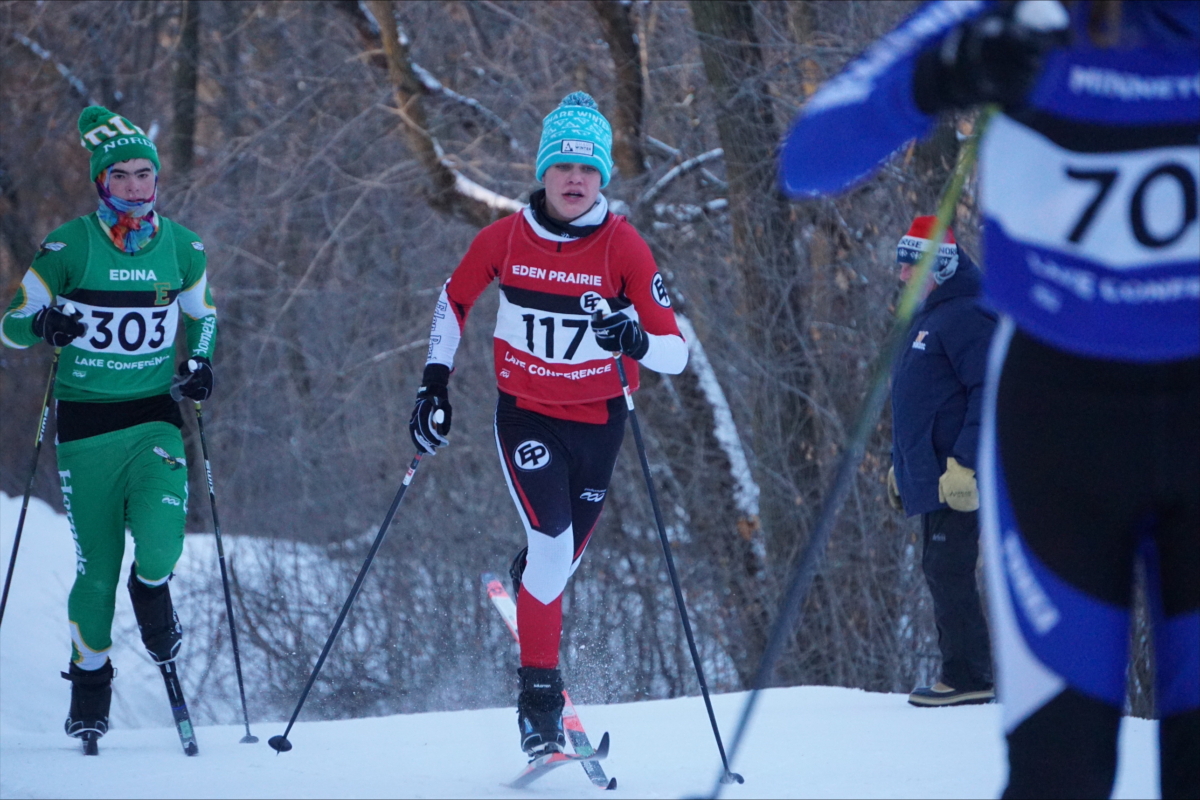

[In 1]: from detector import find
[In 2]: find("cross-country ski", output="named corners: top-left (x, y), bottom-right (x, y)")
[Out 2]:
top-left (483, 572), bottom-right (616, 790)
top-left (506, 731), bottom-right (610, 790)
top-left (158, 661), bottom-right (200, 757)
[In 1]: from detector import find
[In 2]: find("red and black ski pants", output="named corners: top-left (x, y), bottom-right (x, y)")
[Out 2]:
top-left (494, 393), bottom-right (626, 669)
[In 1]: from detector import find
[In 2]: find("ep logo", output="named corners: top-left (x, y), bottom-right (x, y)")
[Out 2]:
top-left (580, 291), bottom-right (605, 315)
top-left (515, 440), bottom-right (551, 470)
top-left (651, 273), bottom-right (672, 307)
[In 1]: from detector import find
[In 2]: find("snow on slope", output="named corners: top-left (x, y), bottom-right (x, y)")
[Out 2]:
top-left (0, 493), bottom-right (1160, 798)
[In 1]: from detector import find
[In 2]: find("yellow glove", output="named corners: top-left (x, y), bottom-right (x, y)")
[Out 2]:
top-left (886, 466), bottom-right (904, 512)
top-left (938, 457), bottom-right (979, 512)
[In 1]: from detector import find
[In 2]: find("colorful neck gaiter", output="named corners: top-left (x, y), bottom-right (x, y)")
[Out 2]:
top-left (95, 169), bottom-right (159, 253)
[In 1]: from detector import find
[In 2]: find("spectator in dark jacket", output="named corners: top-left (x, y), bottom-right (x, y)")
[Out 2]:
top-left (887, 216), bottom-right (996, 707)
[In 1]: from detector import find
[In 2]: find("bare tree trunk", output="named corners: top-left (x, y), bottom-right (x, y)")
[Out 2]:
top-left (365, 0), bottom-right (511, 227)
top-left (0, 160), bottom-right (37, 273)
top-left (689, 1), bottom-right (794, 322)
top-left (218, 2), bottom-right (243, 142)
top-left (0, 153), bottom-right (56, 503)
top-left (589, 0), bottom-right (646, 180)
top-left (172, 0), bottom-right (201, 177)
top-left (687, 0), bottom-right (814, 688)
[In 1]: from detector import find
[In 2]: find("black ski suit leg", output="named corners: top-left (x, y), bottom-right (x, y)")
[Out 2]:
top-left (985, 325), bottom-right (1200, 800)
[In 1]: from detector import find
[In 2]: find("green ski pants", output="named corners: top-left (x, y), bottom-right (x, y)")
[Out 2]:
top-left (56, 421), bottom-right (188, 668)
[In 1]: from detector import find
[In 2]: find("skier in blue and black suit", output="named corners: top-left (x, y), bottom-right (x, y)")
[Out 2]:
top-left (779, 2), bottom-right (1198, 797)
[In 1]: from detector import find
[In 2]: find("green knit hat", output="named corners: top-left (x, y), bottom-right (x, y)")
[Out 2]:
top-left (77, 106), bottom-right (160, 180)
top-left (535, 92), bottom-right (613, 188)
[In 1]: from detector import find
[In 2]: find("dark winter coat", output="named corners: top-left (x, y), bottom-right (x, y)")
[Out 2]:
top-left (890, 255), bottom-right (996, 517)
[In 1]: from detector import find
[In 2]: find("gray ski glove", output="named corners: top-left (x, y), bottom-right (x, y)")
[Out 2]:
top-left (409, 364), bottom-right (452, 455)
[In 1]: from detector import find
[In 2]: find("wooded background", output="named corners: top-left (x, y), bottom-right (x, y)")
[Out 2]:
top-left (2, 0), bottom-right (1014, 726)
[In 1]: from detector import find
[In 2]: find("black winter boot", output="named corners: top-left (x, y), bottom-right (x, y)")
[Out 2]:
top-left (62, 660), bottom-right (114, 738)
top-left (128, 563), bottom-right (182, 664)
top-left (517, 666), bottom-right (565, 755)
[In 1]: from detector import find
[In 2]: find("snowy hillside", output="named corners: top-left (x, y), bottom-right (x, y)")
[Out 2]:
top-left (0, 493), bottom-right (1161, 798)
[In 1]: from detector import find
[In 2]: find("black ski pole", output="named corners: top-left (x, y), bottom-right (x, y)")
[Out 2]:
top-left (594, 303), bottom-right (743, 785)
top-left (706, 109), bottom-right (992, 799)
top-left (268, 451), bottom-right (427, 753)
top-left (181, 391), bottom-right (258, 743)
top-left (0, 348), bottom-right (60, 627)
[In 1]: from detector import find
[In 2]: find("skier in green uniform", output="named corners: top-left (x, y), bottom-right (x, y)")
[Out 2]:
top-left (1, 106), bottom-right (218, 746)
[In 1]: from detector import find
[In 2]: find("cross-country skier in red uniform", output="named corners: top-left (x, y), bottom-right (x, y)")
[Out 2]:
top-left (408, 92), bottom-right (688, 756)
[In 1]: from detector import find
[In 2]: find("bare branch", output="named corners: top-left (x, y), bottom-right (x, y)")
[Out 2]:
top-left (12, 32), bottom-right (98, 104)
top-left (410, 63), bottom-right (525, 155)
top-left (368, 0), bottom-right (498, 226)
top-left (653, 199), bottom-right (728, 222)
top-left (349, 1), bottom-right (523, 226)
top-left (639, 147), bottom-right (723, 206)
top-left (647, 136), bottom-right (727, 190)
top-left (172, 0), bottom-right (201, 177)
top-left (342, 1), bottom-right (524, 155)
top-left (337, 339), bottom-right (427, 376)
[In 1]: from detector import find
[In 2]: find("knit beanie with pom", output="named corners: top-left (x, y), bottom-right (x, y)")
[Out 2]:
top-left (77, 106), bottom-right (159, 180)
top-left (535, 92), bottom-right (614, 188)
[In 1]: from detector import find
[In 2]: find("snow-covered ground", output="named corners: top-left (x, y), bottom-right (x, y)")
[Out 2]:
top-left (1, 492), bottom-right (1160, 798)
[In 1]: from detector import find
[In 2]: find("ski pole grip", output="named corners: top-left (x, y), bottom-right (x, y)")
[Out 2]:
top-left (169, 359), bottom-right (199, 403)
top-left (583, 292), bottom-right (612, 322)
top-left (60, 302), bottom-right (89, 336)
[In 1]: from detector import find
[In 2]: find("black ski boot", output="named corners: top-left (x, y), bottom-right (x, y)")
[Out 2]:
top-left (62, 659), bottom-right (114, 749)
top-left (517, 666), bottom-right (565, 756)
top-left (128, 563), bottom-right (182, 664)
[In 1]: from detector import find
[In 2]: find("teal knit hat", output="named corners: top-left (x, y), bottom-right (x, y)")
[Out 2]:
top-left (77, 106), bottom-right (160, 180)
top-left (536, 92), bottom-right (613, 188)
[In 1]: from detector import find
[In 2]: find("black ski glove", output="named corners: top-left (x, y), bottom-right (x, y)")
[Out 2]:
top-left (31, 303), bottom-right (87, 348)
top-left (170, 357), bottom-right (214, 402)
top-left (409, 363), bottom-right (452, 455)
top-left (591, 312), bottom-right (649, 360)
top-left (912, 1), bottom-right (1070, 115)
